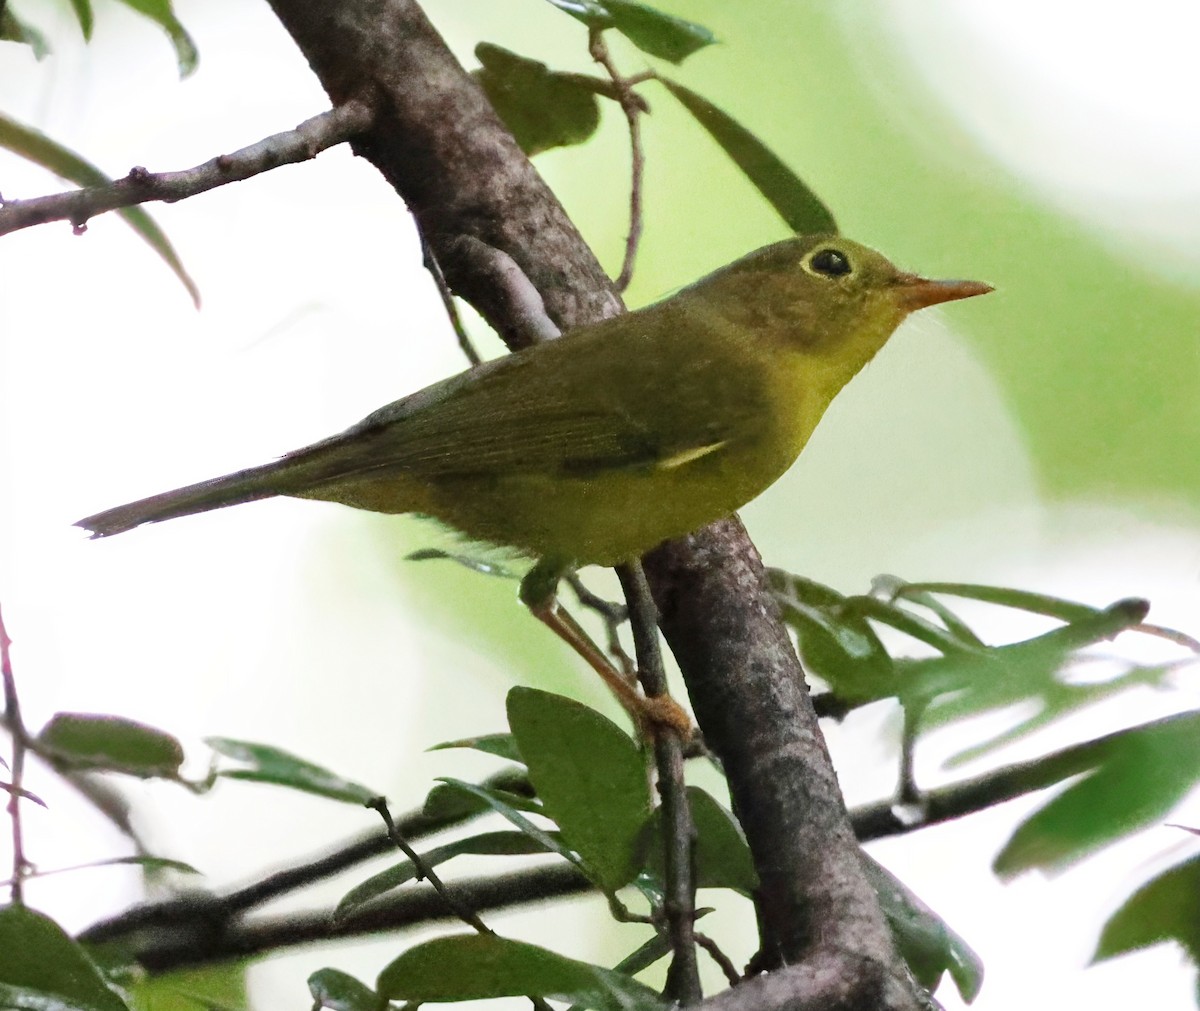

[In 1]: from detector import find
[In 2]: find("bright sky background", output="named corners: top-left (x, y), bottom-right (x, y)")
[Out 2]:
top-left (1, 2), bottom-right (1199, 1009)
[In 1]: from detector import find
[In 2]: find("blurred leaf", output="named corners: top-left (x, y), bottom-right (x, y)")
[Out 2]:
top-left (38, 713), bottom-right (184, 778)
top-left (770, 570), bottom-right (894, 701)
top-left (563, 934), bottom-right (673, 1011)
top-left (112, 0), bottom-right (197, 76)
top-left (407, 547), bottom-right (516, 579)
top-left (543, 0), bottom-right (715, 64)
top-left (994, 710), bottom-right (1200, 878)
top-left (658, 78), bottom-right (836, 233)
top-left (377, 933), bottom-right (664, 1011)
top-left (0, 113), bottom-right (200, 305)
top-left (643, 787), bottom-right (758, 893)
top-left (206, 737), bottom-right (378, 805)
top-left (68, 0), bottom-right (95, 39)
top-left (0, 8), bottom-right (50, 57)
top-left (428, 732), bottom-right (523, 763)
top-left (421, 769), bottom-right (536, 820)
top-left (308, 968), bottom-right (384, 1011)
top-left (124, 963), bottom-right (247, 1011)
top-left (335, 830), bottom-right (556, 920)
top-left (474, 44), bottom-right (601, 155)
top-left (880, 578), bottom-right (1103, 625)
top-left (434, 778), bottom-right (576, 868)
top-left (1094, 854), bottom-right (1200, 962)
top-left (863, 855), bottom-right (983, 1002)
top-left (1, 780), bottom-right (47, 806)
top-left (507, 687), bottom-right (651, 893)
top-left (28, 855), bottom-right (200, 880)
top-left (0, 904), bottom-right (131, 1011)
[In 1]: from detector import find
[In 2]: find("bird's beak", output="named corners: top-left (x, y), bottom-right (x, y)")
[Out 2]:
top-left (894, 273), bottom-right (994, 311)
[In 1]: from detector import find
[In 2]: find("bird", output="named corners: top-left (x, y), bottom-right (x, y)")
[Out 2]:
top-left (77, 234), bottom-right (991, 731)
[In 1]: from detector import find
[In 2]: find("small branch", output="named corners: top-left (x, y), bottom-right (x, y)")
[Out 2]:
top-left (0, 99), bottom-right (375, 237)
top-left (107, 863), bottom-right (592, 973)
top-left (695, 931), bottom-right (741, 988)
top-left (0, 604), bottom-right (29, 904)
top-left (567, 573), bottom-right (633, 676)
top-left (419, 226), bottom-right (482, 366)
top-left (368, 797), bottom-right (494, 935)
top-left (617, 563), bottom-right (701, 1005)
top-left (587, 30), bottom-right (645, 292)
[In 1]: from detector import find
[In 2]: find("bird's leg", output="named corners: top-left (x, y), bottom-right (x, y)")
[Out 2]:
top-left (520, 560), bottom-right (692, 738)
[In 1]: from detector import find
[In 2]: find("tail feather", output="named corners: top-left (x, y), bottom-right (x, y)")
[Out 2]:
top-left (76, 462), bottom-right (288, 538)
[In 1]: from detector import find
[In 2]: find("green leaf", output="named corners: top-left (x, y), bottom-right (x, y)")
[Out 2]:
top-left (433, 778), bottom-right (577, 869)
top-left (0, 113), bottom-right (200, 306)
top-left (335, 830), bottom-right (555, 921)
top-left (769, 570), bottom-right (894, 702)
top-left (507, 687), bottom-right (651, 892)
top-left (883, 579), bottom-right (1107, 625)
top-left (0, 8), bottom-right (50, 58)
top-left (0, 904), bottom-right (131, 1011)
top-left (994, 710), bottom-right (1200, 878)
top-left (642, 787), bottom-right (758, 893)
top-left (428, 732), bottom-right (523, 763)
top-left (863, 855), bottom-right (984, 1002)
top-left (377, 934), bottom-right (665, 1011)
top-left (28, 855), bottom-right (200, 881)
top-left (112, 0), bottom-right (197, 77)
top-left (658, 78), bottom-right (836, 233)
top-left (206, 737), bottom-right (378, 805)
top-left (421, 772), bottom-right (537, 821)
top-left (38, 713), bottom-right (184, 778)
top-left (474, 44), bottom-right (601, 156)
top-left (68, 0), bottom-right (95, 40)
top-left (121, 964), bottom-right (247, 1011)
top-left (543, 0), bottom-right (715, 64)
top-left (1094, 854), bottom-right (1200, 962)
top-left (308, 968), bottom-right (384, 1011)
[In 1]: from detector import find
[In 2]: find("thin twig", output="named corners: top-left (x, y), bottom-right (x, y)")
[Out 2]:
top-left (587, 30), bottom-right (645, 292)
top-left (567, 573), bottom-right (633, 676)
top-left (419, 226), bottom-right (482, 366)
top-left (368, 797), bottom-right (494, 935)
top-left (695, 930), bottom-right (741, 988)
top-left (616, 563), bottom-right (701, 1005)
top-left (0, 99), bottom-right (375, 237)
top-left (0, 604), bottom-right (29, 904)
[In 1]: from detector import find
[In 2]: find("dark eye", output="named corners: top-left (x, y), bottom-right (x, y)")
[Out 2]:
top-left (809, 248), bottom-right (851, 277)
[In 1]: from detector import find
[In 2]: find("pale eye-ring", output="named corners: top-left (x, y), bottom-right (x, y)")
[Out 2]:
top-left (809, 248), bottom-right (852, 277)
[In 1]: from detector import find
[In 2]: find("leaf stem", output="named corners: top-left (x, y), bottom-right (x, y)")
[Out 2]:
top-left (0, 604), bottom-right (30, 904)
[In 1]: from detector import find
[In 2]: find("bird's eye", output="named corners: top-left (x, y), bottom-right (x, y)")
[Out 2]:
top-left (809, 248), bottom-right (852, 277)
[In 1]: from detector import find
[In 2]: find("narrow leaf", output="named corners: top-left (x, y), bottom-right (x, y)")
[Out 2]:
top-left (0, 112), bottom-right (200, 305)
top-left (994, 710), bottom-right (1200, 877)
top-left (428, 732), bottom-right (523, 763)
top-left (658, 77), bottom-right (836, 233)
top-left (542, 0), bottom-right (715, 64)
top-left (0, 904), bottom-right (131, 1011)
top-left (206, 737), bottom-right (378, 805)
top-left (68, 0), bottom-right (95, 39)
top-left (112, 0), bottom-right (197, 77)
top-left (336, 830), bottom-right (555, 920)
top-left (27, 854), bottom-right (200, 880)
top-left (0, 8), bottom-right (50, 57)
top-left (1094, 854), bottom-right (1200, 962)
top-left (308, 968), bottom-right (384, 1011)
top-left (377, 934), bottom-right (664, 1011)
top-left (434, 778), bottom-right (577, 869)
top-left (38, 712), bottom-right (184, 778)
top-left (507, 687), bottom-right (651, 892)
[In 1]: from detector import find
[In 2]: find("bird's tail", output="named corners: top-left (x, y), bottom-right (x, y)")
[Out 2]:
top-left (75, 461), bottom-right (289, 538)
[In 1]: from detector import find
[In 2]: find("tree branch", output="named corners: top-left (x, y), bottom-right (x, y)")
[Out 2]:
top-left (0, 101), bottom-right (374, 236)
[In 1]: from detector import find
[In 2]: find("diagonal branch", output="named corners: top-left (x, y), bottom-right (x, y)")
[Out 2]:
top-left (0, 100), bottom-right (374, 237)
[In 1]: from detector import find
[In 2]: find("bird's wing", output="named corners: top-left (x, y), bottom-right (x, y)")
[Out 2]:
top-left (285, 326), bottom-right (766, 483)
